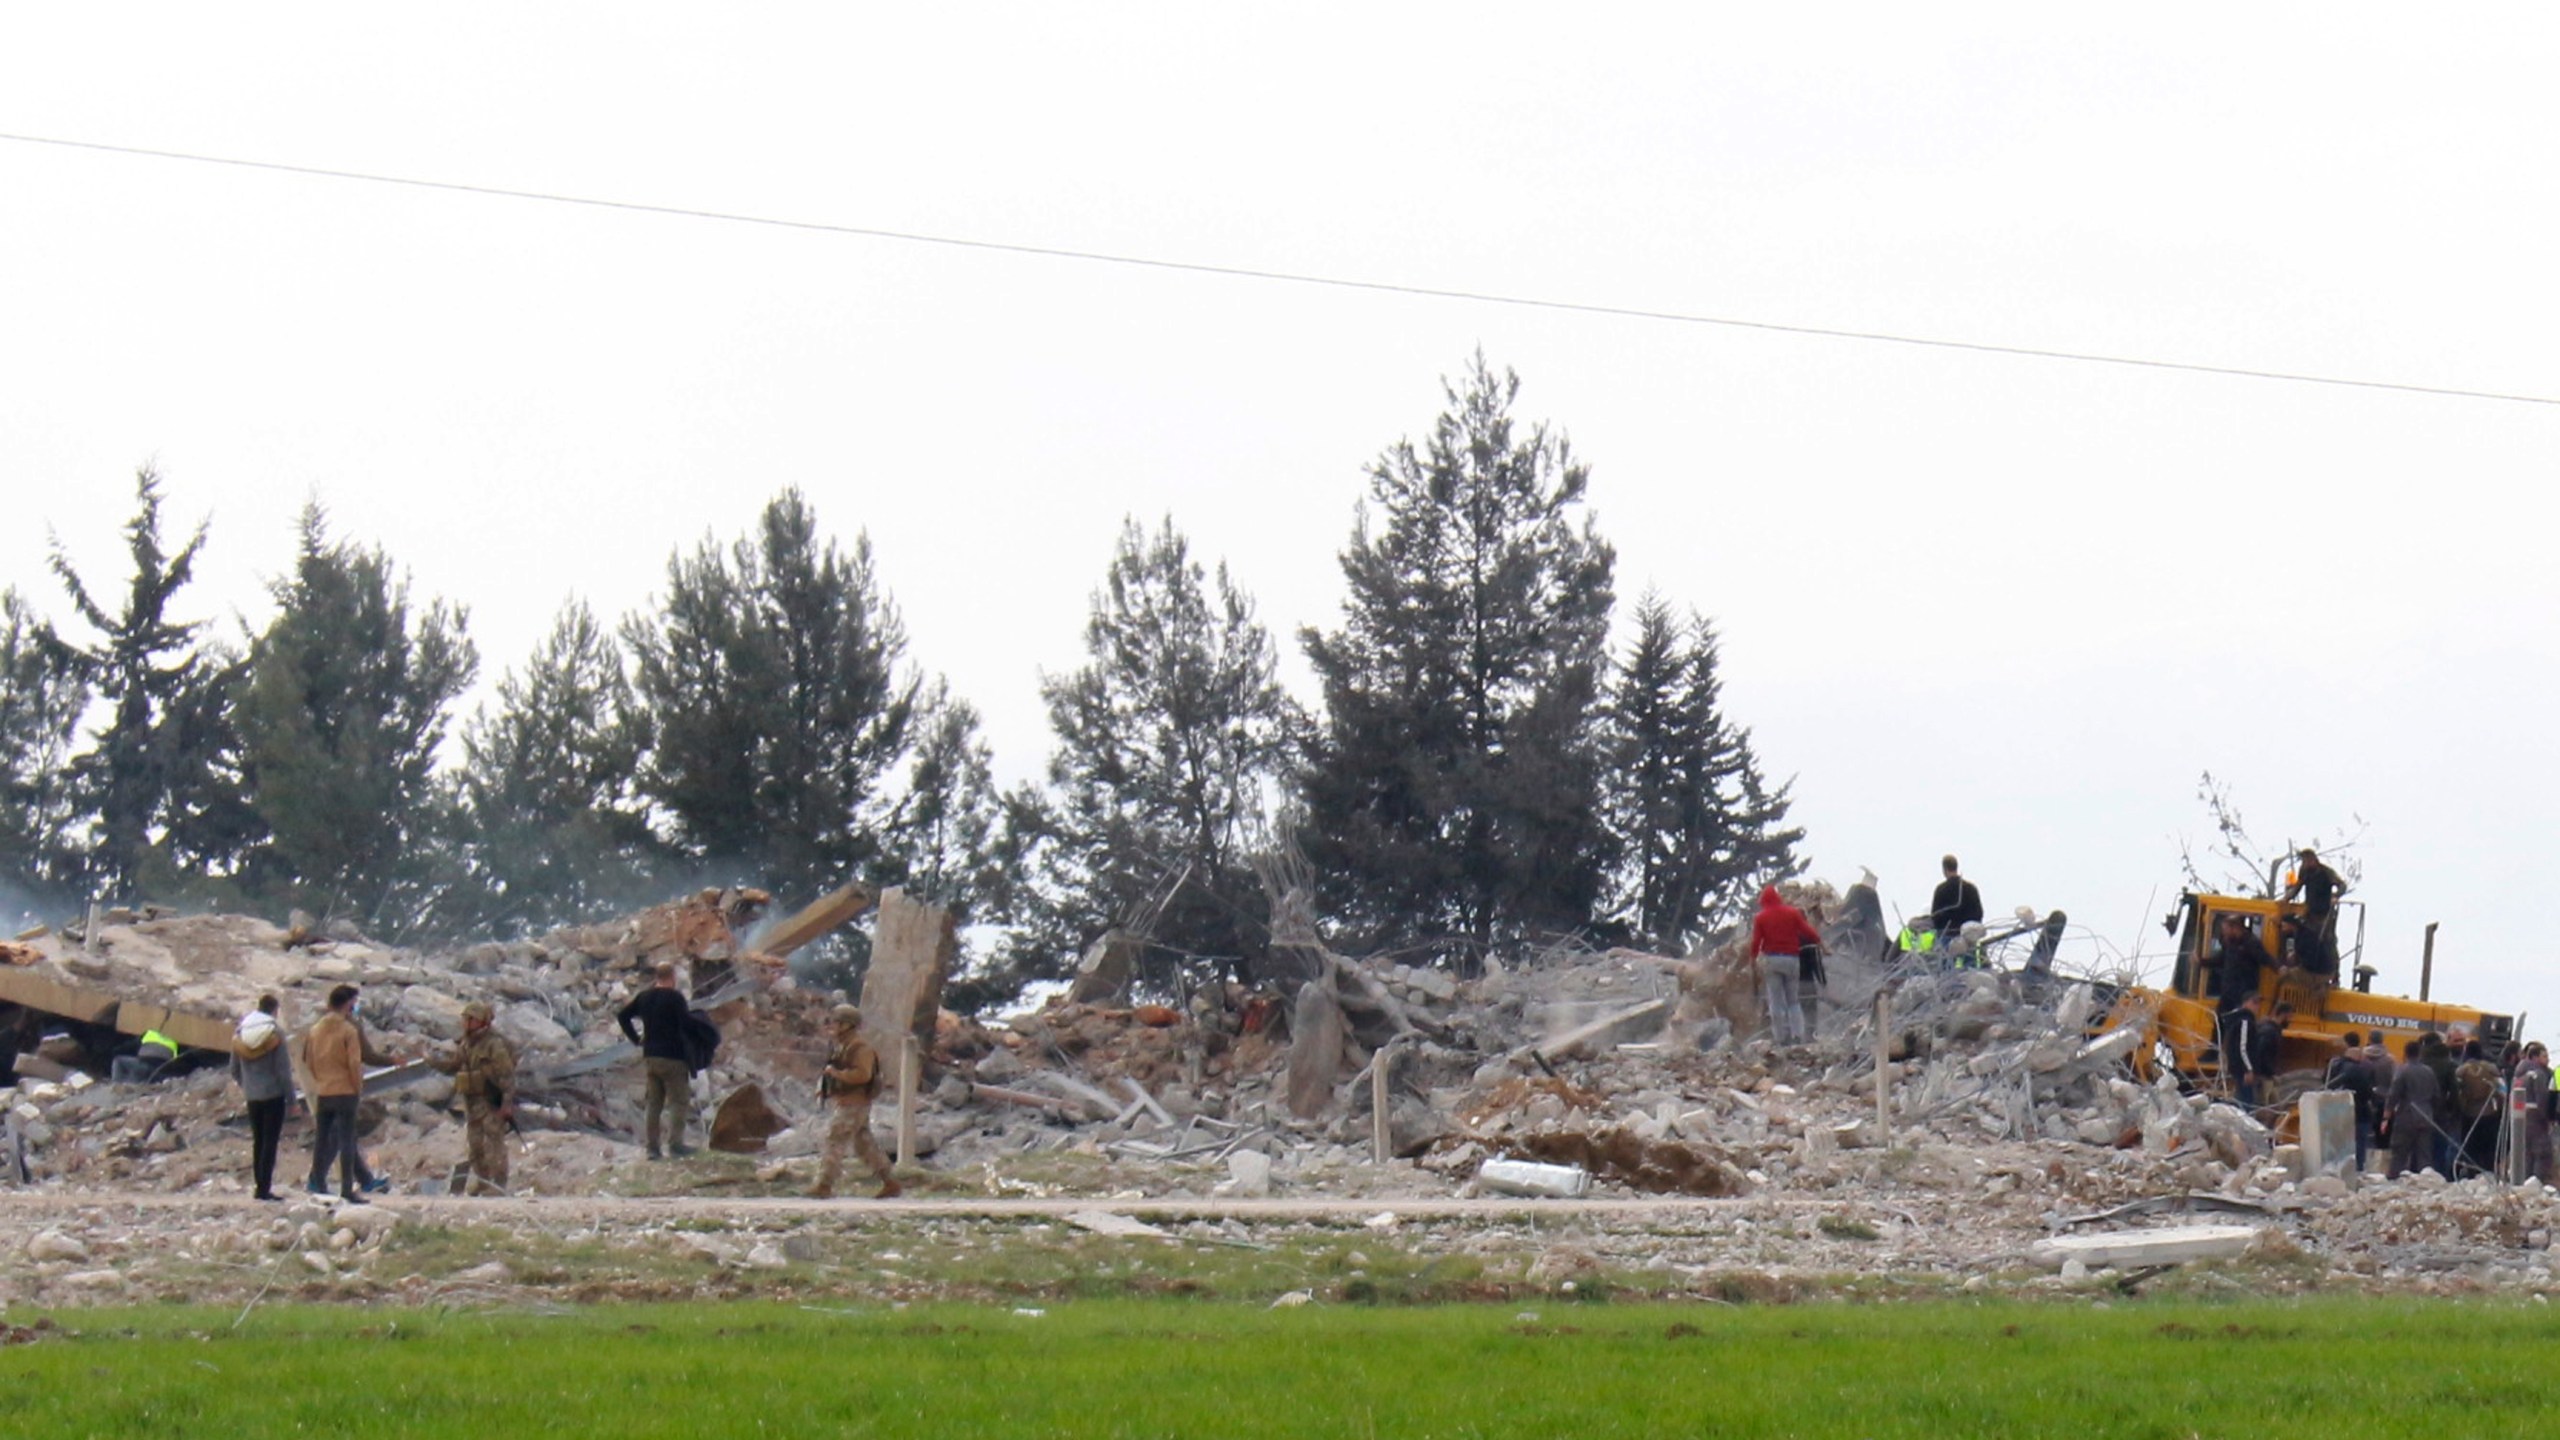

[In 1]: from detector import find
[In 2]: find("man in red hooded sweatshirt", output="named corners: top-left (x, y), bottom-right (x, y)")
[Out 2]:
top-left (1753, 884), bottom-right (1824, 1045)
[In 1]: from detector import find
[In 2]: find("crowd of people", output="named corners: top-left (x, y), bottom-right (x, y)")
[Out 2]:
top-left (2316, 1026), bottom-right (2554, 1184)
top-left (201, 959), bottom-right (903, 1203)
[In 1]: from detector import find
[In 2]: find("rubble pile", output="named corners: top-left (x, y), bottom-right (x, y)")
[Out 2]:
top-left (5, 867), bottom-right (2559, 1295)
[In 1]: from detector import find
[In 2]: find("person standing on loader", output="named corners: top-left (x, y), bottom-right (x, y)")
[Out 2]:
top-left (429, 1001), bottom-right (516, 1196)
top-left (812, 1004), bottom-right (900, 1200)
top-left (2213, 916), bottom-right (2271, 1095)
top-left (2285, 848), bottom-right (2348, 978)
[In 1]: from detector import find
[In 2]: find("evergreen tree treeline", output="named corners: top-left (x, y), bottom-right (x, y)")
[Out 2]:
top-left (0, 363), bottom-right (1797, 1002)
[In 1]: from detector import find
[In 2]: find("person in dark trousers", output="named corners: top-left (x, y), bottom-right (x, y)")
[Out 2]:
top-left (2453, 1040), bottom-right (2503, 1180)
top-left (2419, 1032), bottom-right (2459, 1178)
top-left (1929, 856), bottom-right (1984, 948)
top-left (300, 984), bottom-right (369, 1204)
top-left (2326, 1031), bottom-right (2377, 1172)
top-left (2245, 1000), bottom-right (2291, 1111)
top-left (2516, 1043), bottom-right (2555, 1184)
top-left (618, 962), bottom-right (695, 1159)
top-left (2213, 916), bottom-right (2271, 1092)
top-left (230, 994), bottom-right (295, 1201)
top-left (2385, 1037), bottom-right (2440, 1178)
top-left (2225, 994), bottom-right (2268, 1106)
top-left (2285, 848), bottom-right (2348, 975)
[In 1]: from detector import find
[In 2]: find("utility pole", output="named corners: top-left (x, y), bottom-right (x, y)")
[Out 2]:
top-left (2420, 923), bottom-right (2439, 1003)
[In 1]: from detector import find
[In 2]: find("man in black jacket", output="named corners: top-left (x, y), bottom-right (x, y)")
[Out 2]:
top-left (618, 962), bottom-right (695, 1159)
top-left (1929, 856), bottom-right (1984, 945)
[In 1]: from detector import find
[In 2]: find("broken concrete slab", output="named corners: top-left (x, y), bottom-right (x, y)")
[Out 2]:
top-left (1064, 1209), bottom-right (1170, 1239)
top-left (2031, 1224), bottom-right (2263, 1269)
top-left (1064, 930), bottom-right (1140, 1007)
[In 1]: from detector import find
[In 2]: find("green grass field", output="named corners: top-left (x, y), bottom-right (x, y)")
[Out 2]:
top-left (4, 1297), bottom-right (2553, 1438)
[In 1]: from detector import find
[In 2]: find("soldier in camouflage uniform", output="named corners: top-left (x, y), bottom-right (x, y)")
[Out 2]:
top-left (432, 1001), bottom-right (517, 1196)
top-left (812, 1004), bottom-right (899, 1199)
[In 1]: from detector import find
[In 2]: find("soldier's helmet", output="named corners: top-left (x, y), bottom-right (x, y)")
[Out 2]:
top-left (831, 1003), bottom-right (863, 1030)
top-left (461, 1001), bottom-right (494, 1024)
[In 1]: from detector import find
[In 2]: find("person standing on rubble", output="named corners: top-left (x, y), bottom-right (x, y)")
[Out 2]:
top-left (230, 995), bottom-right (294, 1202)
top-left (1796, 900), bottom-right (1828, 1039)
top-left (2326, 1032), bottom-right (2377, 1173)
top-left (429, 1001), bottom-right (516, 1196)
top-left (301, 984), bottom-right (370, 1204)
top-left (2384, 1036), bottom-right (2440, 1178)
top-left (1751, 885), bottom-right (1823, 1046)
top-left (812, 1004), bottom-right (899, 1199)
top-left (618, 962), bottom-right (695, 1160)
top-left (2453, 1040), bottom-right (2503, 1180)
top-left (2514, 1043), bottom-right (2555, 1184)
top-left (1928, 857), bottom-right (1984, 949)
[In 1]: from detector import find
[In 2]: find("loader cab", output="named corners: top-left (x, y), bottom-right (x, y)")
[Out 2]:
top-left (2165, 891), bottom-right (2367, 1003)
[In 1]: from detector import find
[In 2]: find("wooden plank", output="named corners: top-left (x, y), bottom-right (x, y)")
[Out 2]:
top-left (757, 883), bottom-right (878, 959)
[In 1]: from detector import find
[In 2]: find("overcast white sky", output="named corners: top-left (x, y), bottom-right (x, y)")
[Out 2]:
top-left (4, 8), bottom-right (2555, 1022)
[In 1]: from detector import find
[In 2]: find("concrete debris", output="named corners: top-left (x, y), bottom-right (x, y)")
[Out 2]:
top-left (2032, 1224), bottom-right (2263, 1269)
top-left (10, 865), bottom-right (2560, 1301)
top-left (1477, 1158), bottom-right (1593, 1199)
top-left (1065, 1209), bottom-right (1169, 1240)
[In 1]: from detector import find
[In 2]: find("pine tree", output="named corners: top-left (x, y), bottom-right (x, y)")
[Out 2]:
top-left (45, 469), bottom-right (231, 897)
top-left (454, 601), bottom-right (656, 934)
top-left (0, 589), bottom-right (90, 896)
top-left (234, 503), bottom-right (478, 928)
top-left (1019, 517), bottom-right (1304, 993)
top-left (882, 682), bottom-right (1007, 917)
top-left (625, 488), bottom-right (919, 899)
top-left (1300, 356), bottom-right (1616, 955)
top-left (1599, 594), bottom-right (1801, 950)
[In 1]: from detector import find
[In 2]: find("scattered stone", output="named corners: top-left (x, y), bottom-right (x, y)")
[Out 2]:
top-left (25, 1232), bottom-right (87, 1264)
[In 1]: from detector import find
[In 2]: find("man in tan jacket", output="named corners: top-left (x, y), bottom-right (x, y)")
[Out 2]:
top-left (301, 984), bottom-right (370, 1203)
top-left (811, 1004), bottom-right (899, 1200)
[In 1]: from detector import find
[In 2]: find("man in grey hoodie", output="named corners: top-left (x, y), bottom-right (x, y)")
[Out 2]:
top-left (230, 994), bottom-right (296, 1202)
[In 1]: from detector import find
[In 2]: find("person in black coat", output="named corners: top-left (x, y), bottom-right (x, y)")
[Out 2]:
top-left (1929, 855), bottom-right (1984, 941)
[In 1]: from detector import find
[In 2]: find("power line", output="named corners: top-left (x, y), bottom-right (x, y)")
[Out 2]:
top-left (5, 128), bottom-right (2555, 409)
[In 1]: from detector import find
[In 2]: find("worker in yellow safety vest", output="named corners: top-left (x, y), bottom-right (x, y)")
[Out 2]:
top-left (111, 1029), bottom-right (180, 1084)
top-left (1889, 920), bottom-right (1940, 971)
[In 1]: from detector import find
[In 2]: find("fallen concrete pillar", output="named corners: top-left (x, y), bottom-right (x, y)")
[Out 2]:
top-left (858, 888), bottom-right (956, 1062)
top-left (2031, 1224), bottom-right (2262, 1269)
top-left (1285, 982), bottom-right (1348, 1118)
top-left (756, 882), bottom-right (879, 959)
